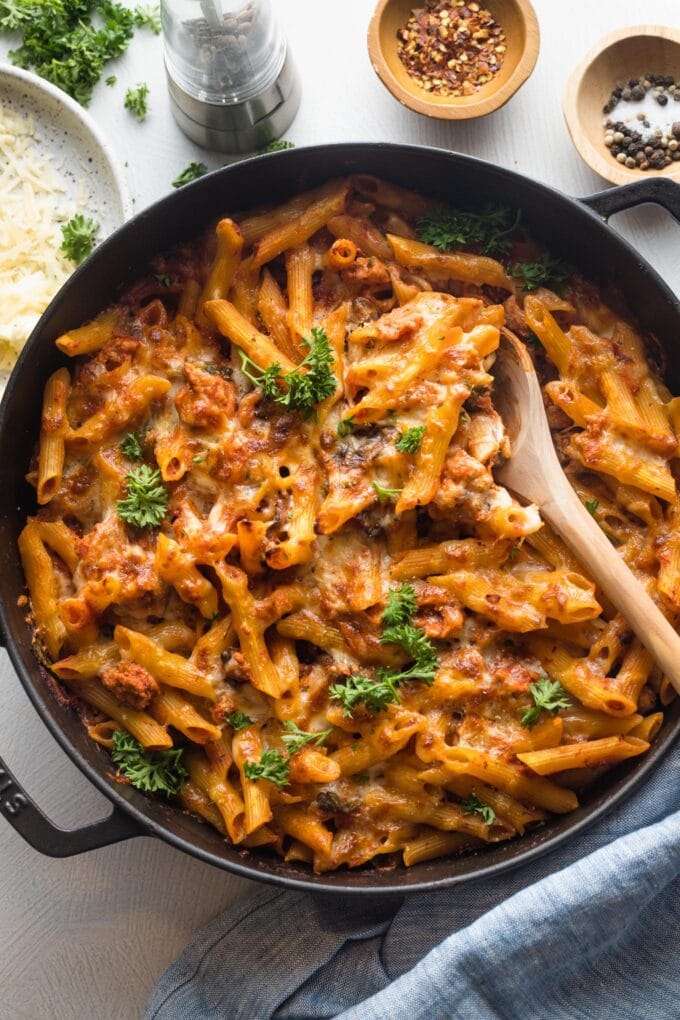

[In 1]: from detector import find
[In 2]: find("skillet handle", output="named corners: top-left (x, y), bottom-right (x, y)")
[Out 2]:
top-left (581, 177), bottom-right (680, 224)
top-left (0, 754), bottom-right (143, 856)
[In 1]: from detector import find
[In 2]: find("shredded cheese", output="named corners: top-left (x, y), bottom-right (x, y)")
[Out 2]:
top-left (0, 104), bottom-right (88, 370)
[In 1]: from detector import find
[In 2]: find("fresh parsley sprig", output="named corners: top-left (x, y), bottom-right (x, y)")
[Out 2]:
top-left (462, 793), bottom-right (496, 826)
top-left (381, 583), bottom-right (417, 628)
top-left (172, 161), bottom-right (209, 188)
top-left (120, 431), bottom-right (144, 460)
top-left (124, 81), bottom-right (149, 120)
top-left (379, 624), bottom-right (438, 685)
top-left (117, 465), bottom-right (168, 528)
top-left (132, 3), bottom-right (160, 33)
top-left (395, 425), bottom-right (426, 454)
top-left (60, 213), bottom-right (99, 264)
top-left (239, 350), bottom-right (282, 399)
top-left (111, 729), bottom-right (186, 796)
top-left (243, 749), bottom-right (290, 788)
top-left (329, 673), bottom-right (400, 717)
top-left (226, 710), bottom-right (253, 732)
top-left (417, 204), bottom-right (519, 258)
top-left (509, 252), bottom-right (569, 294)
top-left (521, 677), bottom-right (571, 728)
top-left (281, 721), bottom-right (332, 755)
top-left (373, 481), bottom-right (402, 502)
top-left (239, 327), bottom-right (336, 418)
top-left (260, 139), bottom-right (295, 153)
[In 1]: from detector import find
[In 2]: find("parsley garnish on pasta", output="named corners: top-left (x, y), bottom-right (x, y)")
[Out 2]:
top-left (417, 204), bottom-right (519, 257)
top-left (120, 431), bottom-right (144, 460)
top-left (226, 711), bottom-right (253, 732)
top-left (521, 677), bottom-right (571, 728)
top-left (509, 252), bottom-right (569, 293)
top-left (381, 583), bottom-right (417, 627)
top-left (281, 721), bottom-right (333, 754)
top-left (116, 465), bottom-right (168, 528)
top-left (111, 730), bottom-right (186, 795)
top-left (329, 674), bottom-right (400, 717)
top-left (462, 794), bottom-right (496, 826)
top-left (239, 327), bottom-right (336, 417)
top-left (243, 749), bottom-right (290, 788)
top-left (395, 425), bottom-right (426, 453)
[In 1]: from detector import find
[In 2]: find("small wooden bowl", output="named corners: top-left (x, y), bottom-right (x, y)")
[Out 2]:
top-left (367, 0), bottom-right (540, 120)
top-left (564, 26), bottom-right (680, 186)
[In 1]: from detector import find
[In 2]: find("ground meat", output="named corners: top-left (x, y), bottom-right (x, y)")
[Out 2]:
top-left (222, 650), bottom-right (254, 684)
top-left (100, 661), bottom-right (159, 710)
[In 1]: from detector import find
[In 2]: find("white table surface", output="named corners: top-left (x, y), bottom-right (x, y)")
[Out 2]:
top-left (1, 2), bottom-right (679, 1017)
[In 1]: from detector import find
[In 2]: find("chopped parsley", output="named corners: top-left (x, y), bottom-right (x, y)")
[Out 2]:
top-left (416, 204), bottom-right (519, 258)
top-left (372, 481), bottom-right (402, 502)
top-left (509, 253), bottom-right (569, 294)
top-left (281, 721), bottom-right (332, 755)
top-left (329, 673), bottom-right (400, 717)
top-left (395, 425), bottom-right (426, 454)
top-left (584, 498), bottom-right (600, 516)
top-left (111, 729), bottom-right (186, 795)
top-left (60, 213), bottom-right (99, 264)
top-left (379, 624), bottom-right (438, 685)
top-left (239, 350), bottom-right (282, 400)
top-left (116, 465), bottom-right (168, 529)
top-left (521, 677), bottom-right (571, 728)
top-left (337, 417), bottom-right (355, 438)
top-left (243, 749), bottom-right (290, 788)
top-left (120, 431), bottom-right (144, 460)
top-left (1, 0), bottom-right (160, 106)
top-left (124, 81), bottom-right (149, 120)
top-left (155, 273), bottom-right (171, 287)
top-left (171, 161), bottom-right (209, 188)
top-left (226, 710), bottom-right (253, 732)
top-left (240, 327), bottom-right (336, 418)
top-left (381, 583), bottom-right (417, 628)
top-left (105, 74), bottom-right (116, 86)
top-left (461, 794), bottom-right (496, 826)
top-left (132, 3), bottom-right (160, 33)
top-left (260, 139), bottom-right (295, 153)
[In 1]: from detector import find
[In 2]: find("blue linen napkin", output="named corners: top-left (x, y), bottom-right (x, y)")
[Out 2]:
top-left (146, 745), bottom-right (680, 1020)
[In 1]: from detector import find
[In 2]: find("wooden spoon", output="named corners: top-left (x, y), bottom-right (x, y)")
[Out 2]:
top-left (493, 328), bottom-right (680, 694)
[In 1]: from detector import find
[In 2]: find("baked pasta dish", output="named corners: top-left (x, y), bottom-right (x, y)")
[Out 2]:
top-left (19, 175), bottom-right (677, 872)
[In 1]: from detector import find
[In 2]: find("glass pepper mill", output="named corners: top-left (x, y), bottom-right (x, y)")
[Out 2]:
top-left (161, 0), bottom-right (300, 153)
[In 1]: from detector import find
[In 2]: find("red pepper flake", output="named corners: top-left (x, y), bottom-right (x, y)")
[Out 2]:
top-left (396, 0), bottom-right (506, 98)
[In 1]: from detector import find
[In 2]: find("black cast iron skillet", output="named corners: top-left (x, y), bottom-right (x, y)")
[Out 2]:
top-left (1, 144), bottom-right (679, 900)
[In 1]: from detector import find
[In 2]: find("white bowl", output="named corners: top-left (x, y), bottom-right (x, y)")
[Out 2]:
top-left (0, 62), bottom-right (132, 228)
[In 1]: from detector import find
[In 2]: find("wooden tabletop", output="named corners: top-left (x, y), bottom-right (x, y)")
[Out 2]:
top-left (1, 1), bottom-right (679, 1017)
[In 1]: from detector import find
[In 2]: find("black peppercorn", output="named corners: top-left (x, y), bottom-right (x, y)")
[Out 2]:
top-left (656, 94), bottom-right (669, 106)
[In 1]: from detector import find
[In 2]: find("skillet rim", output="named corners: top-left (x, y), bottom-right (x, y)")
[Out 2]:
top-left (1, 141), bottom-right (678, 895)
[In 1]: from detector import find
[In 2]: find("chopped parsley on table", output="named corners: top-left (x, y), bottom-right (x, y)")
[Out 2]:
top-left (124, 81), bottom-right (149, 120)
top-left (172, 161), bottom-right (209, 188)
top-left (260, 139), bottom-right (295, 153)
top-left (111, 729), bottom-right (186, 795)
top-left (0, 0), bottom-right (161, 106)
top-left (60, 214), bottom-right (99, 264)
top-left (116, 465), bottom-right (168, 528)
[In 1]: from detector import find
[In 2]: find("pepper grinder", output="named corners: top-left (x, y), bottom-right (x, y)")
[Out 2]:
top-left (161, 0), bottom-right (300, 153)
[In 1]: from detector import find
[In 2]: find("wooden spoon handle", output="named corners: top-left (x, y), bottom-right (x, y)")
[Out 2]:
top-left (542, 483), bottom-right (680, 694)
